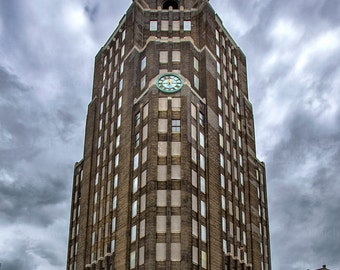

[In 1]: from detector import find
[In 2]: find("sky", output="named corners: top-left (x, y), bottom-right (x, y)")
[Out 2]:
top-left (0, 0), bottom-right (339, 269)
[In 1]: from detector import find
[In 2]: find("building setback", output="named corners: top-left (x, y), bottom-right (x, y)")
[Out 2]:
top-left (66, 0), bottom-right (271, 269)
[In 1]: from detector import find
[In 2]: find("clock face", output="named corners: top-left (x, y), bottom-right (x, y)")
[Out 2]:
top-left (156, 74), bottom-right (183, 93)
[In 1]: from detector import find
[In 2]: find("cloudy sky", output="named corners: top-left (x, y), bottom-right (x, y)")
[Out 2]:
top-left (0, 0), bottom-right (339, 269)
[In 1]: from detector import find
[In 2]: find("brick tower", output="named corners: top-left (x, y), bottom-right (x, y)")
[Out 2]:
top-left (66, 0), bottom-right (271, 269)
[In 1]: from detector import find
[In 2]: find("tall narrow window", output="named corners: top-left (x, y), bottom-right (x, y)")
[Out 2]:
top-left (172, 120), bottom-right (181, 133)
top-left (184, 21), bottom-right (191, 31)
top-left (150, 21), bottom-right (157, 31)
top-left (199, 112), bottom-right (204, 126)
top-left (141, 56), bottom-right (146, 71)
top-left (135, 112), bottom-right (141, 126)
top-left (194, 57), bottom-right (199, 71)
top-left (135, 132), bottom-right (140, 147)
top-left (172, 51), bottom-right (181, 62)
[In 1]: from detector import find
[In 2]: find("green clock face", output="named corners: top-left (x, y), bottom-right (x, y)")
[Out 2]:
top-left (156, 74), bottom-right (183, 93)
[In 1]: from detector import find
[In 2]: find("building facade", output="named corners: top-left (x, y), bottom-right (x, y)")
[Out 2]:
top-left (66, 0), bottom-right (271, 269)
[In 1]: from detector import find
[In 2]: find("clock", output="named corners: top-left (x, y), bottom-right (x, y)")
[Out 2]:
top-left (156, 73), bottom-right (183, 93)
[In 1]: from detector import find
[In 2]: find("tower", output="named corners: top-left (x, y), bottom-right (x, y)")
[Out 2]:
top-left (66, 0), bottom-right (271, 269)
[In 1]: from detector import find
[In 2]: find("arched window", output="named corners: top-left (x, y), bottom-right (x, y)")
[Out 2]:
top-left (163, 0), bottom-right (179, 9)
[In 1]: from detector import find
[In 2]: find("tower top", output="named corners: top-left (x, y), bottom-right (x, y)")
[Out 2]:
top-left (134, 0), bottom-right (208, 10)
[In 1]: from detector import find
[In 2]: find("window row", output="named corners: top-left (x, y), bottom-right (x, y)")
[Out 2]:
top-left (150, 20), bottom-right (191, 32)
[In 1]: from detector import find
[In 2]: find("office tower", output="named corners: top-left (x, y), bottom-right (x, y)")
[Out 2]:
top-left (66, 0), bottom-right (271, 269)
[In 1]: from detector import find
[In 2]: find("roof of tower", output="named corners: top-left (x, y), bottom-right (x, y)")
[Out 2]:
top-left (134, 0), bottom-right (209, 10)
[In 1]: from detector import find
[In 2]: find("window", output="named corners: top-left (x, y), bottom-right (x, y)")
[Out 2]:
top-left (173, 20), bottom-right (180, 31)
top-left (194, 75), bottom-right (199, 89)
top-left (220, 153), bottom-right (224, 168)
top-left (93, 211), bottom-right (97, 224)
top-left (117, 114), bottom-right (121, 128)
top-left (172, 120), bottom-right (181, 133)
top-left (121, 45), bottom-right (125, 57)
top-left (139, 246), bottom-right (145, 265)
top-left (150, 21), bottom-right (157, 31)
top-left (223, 239), bottom-right (227, 254)
top-left (221, 195), bottom-right (226, 210)
top-left (171, 243), bottom-right (181, 261)
top-left (171, 165), bottom-right (181, 179)
top-left (94, 192), bottom-right (98, 204)
top-left (201, 200), bottom-right (206, 217)
top-left (140, 219), bottom-right (145, 238)
top-left (199, 112), bottom-right (204, 126)
top-left (192, 195), bottom-right (198, 212)
top-left (171, 216), bottom-right (181, 233)
top-left (200, 176), bottom-right (206, 193)
top-left (194, 57), bottom-right (199, 71)
top-left (157, 190), bottom-right (167, 207)
top-left (91, 231), bottom-right (96, 245)
top-left (158, 119), bottom-right (168, 133)
top-left (192, 147), bottom-right (197, 163)
top-left (184, 21), bottom-right (191, 31)
top-left (141, 56), bottom-right (146, 71)
top-left (158, 142), bottom-right (167, 157)
top-left (120, 62), bottom-right (124, 74)
top-left (199, 154), bottom-right (205, 170)
top-left (201, 251), bottom-right (207, 269)
top-left (192, 219), bottom-right (198, 237)
top-left (156, 243), bottom-right (166, 261)
top-left (159, 98), bottom-right (168, 111)
top-left (142, 147), bottom-right (147, 163)
top-left (160, 51), bottom-right (168, 63)
top-left (112, 196), bottom-right (117, 210)
top-left (119, 79), bottom-right (123, 91)
top-left (157, 216), bottom-right (166, 233)
top-left (218, 96), bottom-right (222, 109)
top-left (199, 132), bottom-right (205, 147)
top-left (191, 124), bottom-right (197, 141)
top-left (220, 174), bottom-right (225, 188)
top-left (233, 55), bottom-right (238, 66)
top-left (201, 225), bottom-right (206, 242)
top-left (122, 30), bottom-right (126, 41)
top-left (171, 142), bottom-right (181, 156)
top-left (100, 102), bottom-right (104, 114)
top-left (114, 174), bottom-right (119, 188)
top-left (140, 75), bottom-right (146, 90)
top-left (133, 177), bottom-right (138, 193)
top-left (222, 217), bottom-right (226, 232)
top-left (115, 154), bottom-right (119, 167)
top-left (97, 136), bottom-right (101, 148)
top-left (111, 240), bottom-right (115, 253)
top-left (217, 78), bottom-right (221, 91)
top-left (171, 190), bottom-right (181, 207)
top-left (135, 132), bottom-right (140, 147)
top-left (191, 170), bottom-right (198, 187)
top-left (192, 246), bottom-right (198, 264)
top-left (118, 96), bottom-right (122, 110)
top-left (140, 194), bottom-right (146, 212)
top-left (130, 251), bottom-right (136, 269)
top-left (131, 225), bottom-right (137, 242)
top-left (132, 200), bottom-right (138, 217)
top-left (218, 114), bottom-right (223, 128)
top-left (215, 29), bottom-right (220, 40)
top-left (135, 112), bottom-right (141, 126)
top-left (133, 154), bottom-right (139, 170)
top-left (157, 165), bottom-right (167, 181)
top-left (161, 20), bottom-right (169, 31)
top-left (172, 51), bottom-right (181, 62)
top-left (216, 45), bottom-right (220, 57)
